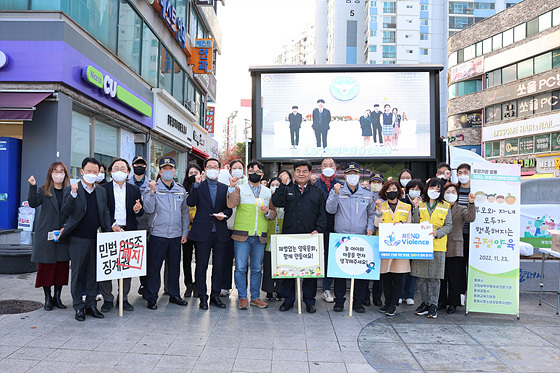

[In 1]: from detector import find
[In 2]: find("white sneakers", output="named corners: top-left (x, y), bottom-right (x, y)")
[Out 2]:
top-left (406, 298), bottom-right (415, 305)
top-left (461, 294), bottom-right (466, 306)
top-left (398, 298), bottom-right (403, 304)
top-left (322, 290), bottom-right (334, 303)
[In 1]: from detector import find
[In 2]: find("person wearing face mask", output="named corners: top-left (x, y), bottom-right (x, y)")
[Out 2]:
top-left (220, 160), bottom-right (246, 298)
top-left (314, 158), bottom-right (343, 304)
top-left (399, 179), bottom-right (424, 305)
top-left (98, 158), bottom-right (143, 313)
top-left (262, 177), bottom-right (285, 301)
top-left (28, 162), bottom-right (71, 311)
top-left (187, 158), bottom-right (233, 310)
top-left (435, 163), bottom-right (452, 183)
top-left (365, 172), bottom-right (385, 307)
top-left (411, 178), bottom-right (452, 319)
top-left (278, 169), bottom-right (293, 186)
top-left (398, 169), bottom-right (413, 191)
top-left (59, 157), bottom-right (112, 321)
top-left (456, 163), bottom-right (472, 305)
top-left (142, 157), bottom-right (190, 310)
top-left (374, 181), bottom-right (413, 316)
top-left (326, 163), bottom-right (376, 313)
top-left (227, 160), bottom-right (277, 310)
top-left (438, 183), bottom-right (475, 314)
top-left (96, 163), bottom-right (107, 185)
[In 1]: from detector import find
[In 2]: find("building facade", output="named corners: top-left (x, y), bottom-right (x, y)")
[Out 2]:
top-left (0, 0), bottom-right (222, 228)
top-left (447, 1), bottom-right (560, 175)
top-left (274, 26), bottom-right (316, 66)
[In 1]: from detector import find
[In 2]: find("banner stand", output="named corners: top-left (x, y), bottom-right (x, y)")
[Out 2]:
top-left (349, 278), bottom-right (355, 317)
top-left (118, 278), bottom-right (124, 317)
top-left (297, 278), bottom-right (302, 315)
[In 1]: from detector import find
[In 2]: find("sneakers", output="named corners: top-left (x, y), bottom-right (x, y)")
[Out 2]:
top-left (398, 298), bottom-right (403, 304)
top-left (428, 304), bottom-right (437, 318)
top-left (220, 289), bottom-right (231, 297)
top-left (266, 292), bottom-right (275, 301)
top-left (415, 302), bottom-right (429, 315)
top-left (461, 294), bottom-right (466, 306)
top-left (406, 298), bottom-right (415, 305)
top-left (333, 303), bottom-right (344, 312)
top-left (322, 290), bottom-right (334, 303)
top-left (96, 294), bottom-right (103, 301)
top-left (250, 299), bottom-right (269, 309)
top-left (379, 304), bottom-right (389, 313)
top-left (238, 298), bottom-right (249, 310)
top-left (385, 305), bottom-right (397, 316)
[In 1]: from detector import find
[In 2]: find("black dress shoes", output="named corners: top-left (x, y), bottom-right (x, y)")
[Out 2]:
top-left (101, 301), bottom-right (113, 313)
top-left (363, 298), bottom-right (371, 307)
top-left (333, 303), bottom-right (344, 312)
top-left (447, 305), bottom-right (457, 314)
top-left (279, 302), bottom-right (293, 312)
top-left (353, 302), bottom-right (366, 313)
top-left (75, 309), bottom-right (85, 321)
top-left (147, 299), bottom-right (157, 310)
top-left (169, 296), bottom-right (188, 306)
top-left (210, 297), bottom-right (226, 309)
top-left (199, 298), bottom-right (209, 310)
top-left (306, 304), bottom-right (317, 313)
top-left (85, 307), bottom-right (104, 318)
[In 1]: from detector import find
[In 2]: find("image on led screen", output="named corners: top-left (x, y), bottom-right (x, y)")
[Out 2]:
top-left (259, 71), bottom-right (432, 159)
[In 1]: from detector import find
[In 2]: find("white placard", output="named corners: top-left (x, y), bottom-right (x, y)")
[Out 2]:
top-left (270, 233), bottom-right (325, 279)
top-left (96, 230), bottom-right (147, 281)
top-left (378, 222), bottom-right (434, 259)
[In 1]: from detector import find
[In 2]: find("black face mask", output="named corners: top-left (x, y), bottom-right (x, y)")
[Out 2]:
top-left (133, 165), bottom-right (146, 176)
top-left (188, 175), bottom-right (196, 184)
top-left (248, 173), bottom-right (262, 183)
top-left (386, 191), bottom-right (399, 200)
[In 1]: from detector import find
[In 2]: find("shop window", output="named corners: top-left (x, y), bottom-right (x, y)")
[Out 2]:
top-left (184, 75), bottom-right (195, 105)
top-left (534, 52), bottom-right (552, 74)
top-left (159, 46), bottom-right (173, 94)
top-left (534, 93), bottom-right (551, 115)
top-left (526, 18), bottom-right (538, 37)
top-left (482, 38), bottom-right (492, 55)
top-left (492, 34), bottom-right (502, 51)
top-left (117, 1), bottom-right (142, 73)
top-left (502, 28), bottom-right (514, 47)
top-left (535, 134), bottom-right (551, 153)
top-left (175, 0), bottom-right (188, 29)
top-left (554, 8), bottom-right (560, 27)
top-left (141, 24), bottom-right (159, 87)
top-left (189, 5), bottom-right (199, 44)
top-left (539, 12), bottom-right (552, 32)
top-left (94, 120), bottom-right (118, 168)
top-left (70, 111), bottom-right (91, 179)
top-left (502, 101), bottom-right (516, 120)
top-left (553, 90), bottom-right (560, 112)
top-left (463, 44), bottom-right (475, 61)
top-left (553, 49), bottom-right (560, 69)
top-left (485, 141), bottom-right (500, 158)
top-left (513, 23), bottom-right (526, 43)
top-left (501, 64), bottom-right (516, 84)
top-left (475, 42), bottom-right (483, 57)
top-left (486, 69), bottom-right (501, 89)
top-left (150, 139), bottom-right (184, 183)
top-left (516, 58), bottom-right (533, 80)
top-left (518, 136), bottom-right (535, 155)
top-left (504, 139), bottom-right (519, 156)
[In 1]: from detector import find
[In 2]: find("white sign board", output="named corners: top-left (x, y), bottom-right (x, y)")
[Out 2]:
top-left (96, 230), bottom-right (147, 281)
top-left (378, 222), bottom-right (434, 259)
top-left (270, 233), bottom-right (324, 279)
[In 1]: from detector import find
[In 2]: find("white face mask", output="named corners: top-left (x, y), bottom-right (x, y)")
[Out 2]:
top-left (444, 193), bottom-right (458, 203)
top-left (270, 186), bottom-right (278, 193)
top-left (231, 169), bottom-right (244, 178)
top-left (96, 173), bottom-right (105, 183)
top-left (322, 167), bottom-right (335, 178)
top-left (52, 173), bottom-right (65, 184)
top-left (370, 183), bottom-right (382, 192)
top-left (409, 190), bottom-right (421, 199)
top-left (458, 175), bottom-right (470, 184)
top-left (437, 174), bottom-right (446, 179)
top-left (112, 171), bottom-right (127, 182)
top-left (346, 174), bottom-right (360, 186)
top-left (83, 173), bottom-right (98, 184)
top-left (206, 169), bottom-right (219, 180)
top-left (427, 190), bottom-right (441, 200)
top-left (400, 178), bottom-right (411, 187)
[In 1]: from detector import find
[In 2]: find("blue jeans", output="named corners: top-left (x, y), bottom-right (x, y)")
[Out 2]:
top-left (234, 236), bottom-right (265, 300)
top-left (400, 273), bottom-right (418, 299)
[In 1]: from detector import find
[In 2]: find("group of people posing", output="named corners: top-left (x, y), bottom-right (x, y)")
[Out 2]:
top-left (28, 155), bottom-right (475, 321)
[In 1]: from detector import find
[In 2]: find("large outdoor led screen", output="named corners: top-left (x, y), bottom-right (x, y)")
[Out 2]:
top-left (252, 67), bottom-right (440, 161)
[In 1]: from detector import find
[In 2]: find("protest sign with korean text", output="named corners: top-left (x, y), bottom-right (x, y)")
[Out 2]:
top-left (467, 162), bottom-right (520, 316)
top-left (378, 222), bottom-right (434, 259)
top-left (270, 233), bottom-right (324, 279)
top-left (96, 230), bottom-right (147, 281)
top-left (327, 233), bottom-right (380, 280)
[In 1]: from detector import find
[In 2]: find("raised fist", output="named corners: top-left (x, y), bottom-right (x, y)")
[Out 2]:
top-left (28, 176), bottom-right (36, 186)
top-left (149, 180), bottom-right (156, 193)
top-left (468, 193), bottom-right (475, 204)
top-left (334, 183), bottom-right (341, 195)
top-left (375, 199), bottom-right (383, 210)
top-left (71, 183), bottom-right (78, 194)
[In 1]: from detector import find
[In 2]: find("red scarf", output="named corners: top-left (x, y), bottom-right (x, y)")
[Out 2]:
top-left (320, 174), bottom-right (334, 190)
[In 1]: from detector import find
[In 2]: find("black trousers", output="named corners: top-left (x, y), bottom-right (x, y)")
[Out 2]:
top-left (146, 235), bottom-right (181, 301)
top-left (220, 232), bottom-right (234, 290)
top-left (314, 128), bottom-right (328, 148)
top-left (282, 278), bottom-right (317, 306)
top-left (182, 239), bottom-right (196, 286)
top-left (196, 232), bottom-right (227, 299)
top-left (382, 272), bottom-right (404, 308)
top-left (460, 233), bottom-right (470, 294)
top-left (365, 279), bottom-right (383, 302)
top-left (440, 256), bottom-right (463, 307)
top-left (373, 123), bottom-right (383, 143)
top-left (68, 236), bottom-right (97, 311)
top-left (262, 250), bottom-right (282, 294)
top-left (333, 278), bottom-right (368, 304)
top-left (290, 127), bottom-right (300, 146)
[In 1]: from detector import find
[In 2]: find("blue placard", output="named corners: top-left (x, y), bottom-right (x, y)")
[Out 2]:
top-left (327, 233), bottom-right (380, 280)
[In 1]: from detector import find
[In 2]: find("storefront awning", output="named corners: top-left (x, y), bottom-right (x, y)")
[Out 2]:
top-left (0, 92), bottom-right (52, 121)
top-left (191, 147), bottom-right (209, 159)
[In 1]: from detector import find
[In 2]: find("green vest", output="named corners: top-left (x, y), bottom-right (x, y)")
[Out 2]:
top-left (265, 207), bottom-right (284, 252)
top-left (233, 183), bottom-right (272, 238)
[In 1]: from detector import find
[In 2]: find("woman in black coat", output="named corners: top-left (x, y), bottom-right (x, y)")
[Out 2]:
top-left (359, 109), bottom-right (373, 147)
top-left (28, 162), bottom-right (71, 311)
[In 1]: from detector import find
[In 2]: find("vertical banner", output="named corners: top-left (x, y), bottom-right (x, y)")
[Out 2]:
top-left (270, 233), bottom-right (324, 278)
top-left (327, 233), bottom-right (380, 280)
top-left (96, 231), bottom-right (147, 281)
top-left (467, 162), bottom-right (520, 316)
top-left (378, 222), bottom-right (434, 259)
top-left (205, 106), bottom-right (215, 134)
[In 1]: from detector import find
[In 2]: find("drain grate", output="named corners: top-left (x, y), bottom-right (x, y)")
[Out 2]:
top-left (0, 300), bottom-right (43, 314)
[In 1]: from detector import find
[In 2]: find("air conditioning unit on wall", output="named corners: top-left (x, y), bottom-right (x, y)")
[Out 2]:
top-left (185, 100), bottom-right (197, 114)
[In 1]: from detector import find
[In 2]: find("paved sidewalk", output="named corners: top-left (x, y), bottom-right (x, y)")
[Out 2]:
top-left (1, 270), bottom-right (559, 373)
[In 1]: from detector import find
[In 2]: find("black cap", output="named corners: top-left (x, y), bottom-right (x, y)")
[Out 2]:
top-left (344, 162), bottom-right (361, 173)
top-left (369, 172), bottom-right (384, 182)
top-left (158, 157), bottom-right (176, 168)
top-left (132, 155), bottom-right (147, 165)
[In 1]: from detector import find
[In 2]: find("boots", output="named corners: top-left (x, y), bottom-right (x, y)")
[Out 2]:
top-left (43, 287), bottom-right (53, 311)
top-left (53, 285), bottom-right (67, 309)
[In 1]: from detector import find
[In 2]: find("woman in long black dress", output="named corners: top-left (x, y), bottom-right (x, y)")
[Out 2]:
top-left (28, 162), bottom-right (71, 311)
top-left (360, 109), bottom-right (372, 147)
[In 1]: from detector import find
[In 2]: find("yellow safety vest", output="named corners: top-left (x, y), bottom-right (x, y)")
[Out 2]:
top-left (381, 201), bottom-right (411, 223)
top-left (419, 201), bottom-right (450, 252)
top-left (233, 183), bottom-right (271, 238)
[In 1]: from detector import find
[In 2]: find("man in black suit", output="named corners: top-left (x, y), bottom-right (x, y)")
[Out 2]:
top-left (187, 158), bottom-right (233, 310)
top-left (312, 99), bottom-right (331, 152)
top-left (370, 104), bottom-right (383, 145)
top-left (99, 158), bottom-right (143, 313)
top-left (60, 157), bottom-right (113, 321)
top-left (288, 106), bottom-right (302, 149)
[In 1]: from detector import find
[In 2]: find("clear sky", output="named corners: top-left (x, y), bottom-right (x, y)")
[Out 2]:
top-left (214, 0), bottom-right (316, 146)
